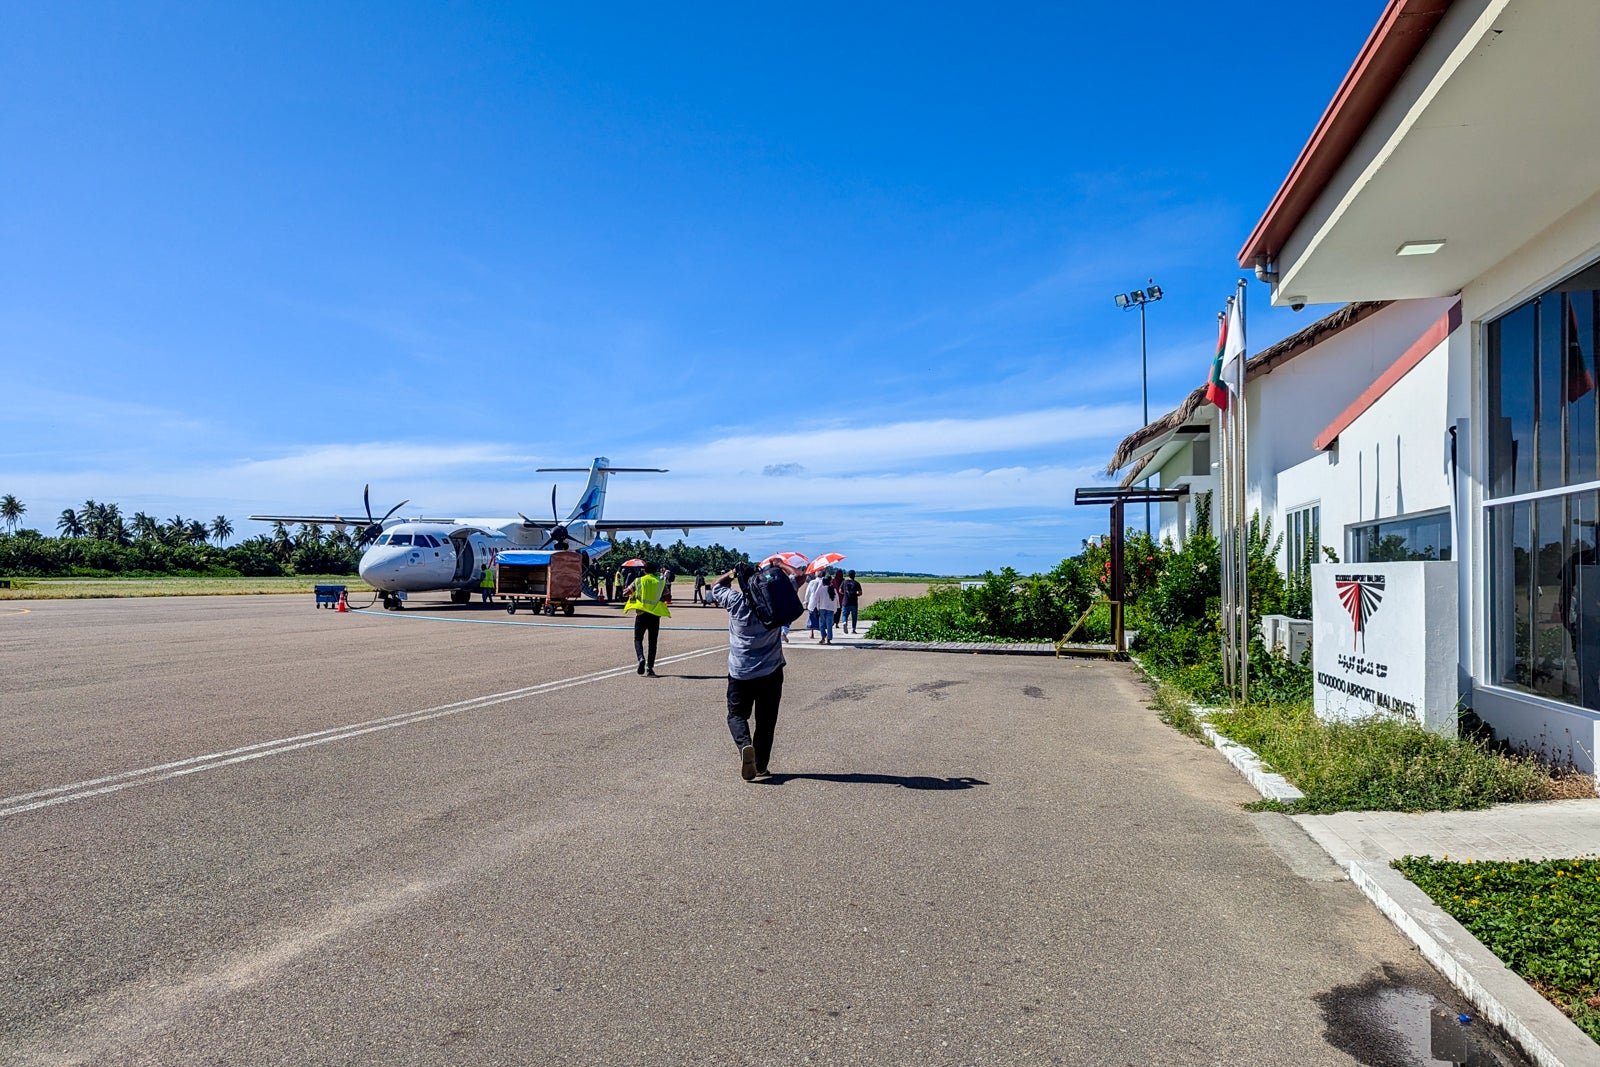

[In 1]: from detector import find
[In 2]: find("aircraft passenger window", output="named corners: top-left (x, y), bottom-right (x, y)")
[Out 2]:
top-left (390, 534), bottom-right (412, 546)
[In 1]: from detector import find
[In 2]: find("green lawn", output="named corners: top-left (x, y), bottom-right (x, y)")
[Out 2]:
top-left (1396, 856), bottom-right (1600, 1042)
top-left (0, 576), bottom-right (372, 599)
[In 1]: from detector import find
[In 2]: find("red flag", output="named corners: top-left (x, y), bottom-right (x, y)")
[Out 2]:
top-left (1205, 313), bottom-right (1229, 410)
top-left (1568, 300), bottom-right (1594, 403)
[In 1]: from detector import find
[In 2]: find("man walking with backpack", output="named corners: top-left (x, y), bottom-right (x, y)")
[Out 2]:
top-left (708, 563), bottom-right (798, 780)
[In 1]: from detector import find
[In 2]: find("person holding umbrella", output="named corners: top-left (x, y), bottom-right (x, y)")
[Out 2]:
top-left (806, 566), bottom-right (838, 643)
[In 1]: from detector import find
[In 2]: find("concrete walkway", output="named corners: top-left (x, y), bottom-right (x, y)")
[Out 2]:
top-left (1214, 759), bottom-right (1600, 1066)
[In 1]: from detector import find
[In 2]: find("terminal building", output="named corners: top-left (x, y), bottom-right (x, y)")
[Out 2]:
top-left (1111, 0), bottom-right (1600, 775)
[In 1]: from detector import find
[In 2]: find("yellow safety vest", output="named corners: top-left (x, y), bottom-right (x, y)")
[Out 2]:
top-left (624, 573), bottom-right (671, 617)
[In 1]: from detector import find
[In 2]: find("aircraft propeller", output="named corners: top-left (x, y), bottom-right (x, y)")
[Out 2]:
top-left (546, 483), bottom-right (573, 549)
top-left (357, 484), bottom-right (409, 546)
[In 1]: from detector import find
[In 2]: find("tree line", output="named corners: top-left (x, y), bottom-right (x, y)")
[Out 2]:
top-left (0, 496), bottom-right (359, 578)
top-left (0, 496), bottom-right (757, 581)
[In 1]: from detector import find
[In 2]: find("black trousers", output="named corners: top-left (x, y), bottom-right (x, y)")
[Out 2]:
top-left (726, 666), bottom-right (783, 771)
top-left (633, 613), bottom-right (660, 669)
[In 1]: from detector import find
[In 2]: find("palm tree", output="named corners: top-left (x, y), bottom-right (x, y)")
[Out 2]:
top-left (57, 508), bottom-right (85, 538)
top-left (186, 519), bottom-right (209, 545)
top-left (90, 502), bottom-right (128, 543)
top-left (163, 515), bottom-right (187, 545)
top-left (271, 521), bottom-right (292, 561)
top-left (0, 494), bottom-right (23, 534)
top-left (209, 514), bottom-right (233, 546)
top-left (132, 512), bottom-right (159, 541)
top-left (77, 499), bottom-right (100, 537)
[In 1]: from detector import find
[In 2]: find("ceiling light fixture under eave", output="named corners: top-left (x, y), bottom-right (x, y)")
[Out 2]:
top-left (1396, 239), bottom-right (1446, 256)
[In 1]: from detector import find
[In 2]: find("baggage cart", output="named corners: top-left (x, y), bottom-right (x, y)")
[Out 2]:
top-left (496, 550), bottom-right (584, 616)
top-left (314, 584), bottom-right (346, 609)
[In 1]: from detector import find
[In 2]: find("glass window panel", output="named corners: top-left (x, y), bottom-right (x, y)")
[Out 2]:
top-left (1569, 490), bottom-right (1600, 710)
top-left (1489, 502), bottom-right (1533, 689)
top-left (1531, 497), bottom-right (1569, 701)
top-left (1347, 510), bottom-right (1452, 562)
top-left (1487, 302), bottom-right (1536, 498)
top-left (1538, 296), bottom-right (1565, 490)
top-left (390, 534), bottom-right (412, 546)
top-left (1564, 292), bottom-right (1599, 487)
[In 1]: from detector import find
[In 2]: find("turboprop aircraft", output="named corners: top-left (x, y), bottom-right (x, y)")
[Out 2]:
top-left (250, 457), bottom-right (782, 609)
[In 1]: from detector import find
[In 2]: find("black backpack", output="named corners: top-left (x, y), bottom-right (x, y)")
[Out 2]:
top-left (737, 563), bottom-right (806, 630)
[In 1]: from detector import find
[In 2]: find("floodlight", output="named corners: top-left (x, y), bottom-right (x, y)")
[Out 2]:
top-left (1130, 289), bottom-right (1146, 304)
top-left (1114, 293), bottom-right (1129, 308)
top-left (1146, 284), bottom-right (1163, 301)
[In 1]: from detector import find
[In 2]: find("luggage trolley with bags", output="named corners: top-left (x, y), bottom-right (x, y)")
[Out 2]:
top-left (495, 549), bottom-right (585, 616)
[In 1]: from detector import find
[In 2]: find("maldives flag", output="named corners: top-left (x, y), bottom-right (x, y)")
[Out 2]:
top-left (1568, 299), bottom-right (1594, 403)
top-left (1205, 312), bottom-right (1229, 410)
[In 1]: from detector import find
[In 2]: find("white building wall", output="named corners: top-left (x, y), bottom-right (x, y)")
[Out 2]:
top-left (1242, 298), bottom-right (1457, 564)
top-left (1274, 333), bottom-right (1455, 566)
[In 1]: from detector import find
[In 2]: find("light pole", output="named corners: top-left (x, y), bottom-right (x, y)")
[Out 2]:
top-left (1113, 281), bottom-right (1163, 536)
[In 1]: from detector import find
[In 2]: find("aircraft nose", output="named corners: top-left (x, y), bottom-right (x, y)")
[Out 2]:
top-left (358, 549), bottom-right (399, 590)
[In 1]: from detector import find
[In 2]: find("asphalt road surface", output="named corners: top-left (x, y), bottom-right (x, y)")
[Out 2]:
top-left (1, 595), bottom-right (1525, 1065)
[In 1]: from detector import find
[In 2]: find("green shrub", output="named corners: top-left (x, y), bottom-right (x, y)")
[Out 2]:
top-left (1396, 856), bottom-right (1600, 1042)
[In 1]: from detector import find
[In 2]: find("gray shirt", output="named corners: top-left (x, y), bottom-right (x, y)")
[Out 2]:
top-left (709, 582), bottom-right (786, 680)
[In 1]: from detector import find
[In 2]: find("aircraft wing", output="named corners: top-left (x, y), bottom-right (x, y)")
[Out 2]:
top-left (595, 520), bottom-right (783, 535)
top-left (248, 514), bottom-right (362, 526)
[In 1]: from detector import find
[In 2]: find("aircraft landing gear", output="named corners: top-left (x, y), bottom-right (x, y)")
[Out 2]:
top-left (382, 593), bottom-right (405, 610)
top-left (450, 589), bottom-right (471, 605)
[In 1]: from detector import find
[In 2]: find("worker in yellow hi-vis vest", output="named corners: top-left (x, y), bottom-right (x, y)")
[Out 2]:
top-left (623, 560), bottom-right (670, 676)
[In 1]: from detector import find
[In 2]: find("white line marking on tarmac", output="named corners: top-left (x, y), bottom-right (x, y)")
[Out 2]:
top-left (0, 646), bottom-right (724, 819)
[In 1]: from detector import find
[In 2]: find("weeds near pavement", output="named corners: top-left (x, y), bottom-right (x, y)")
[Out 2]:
top-left (1149, 680), bottom-right (1208, 741)
top-left (1210, 701), bottom-right (1566, 814)
top-left (1396, 856), bottom-right (1600, 1043)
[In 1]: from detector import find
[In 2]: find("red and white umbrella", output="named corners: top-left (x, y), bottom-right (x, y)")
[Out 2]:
top-left (621, 558), bottom-right (646, 568)
top-left (806, 552), bottom-right (846, 574)
top-left (762, 551), bottom-right (809, 572)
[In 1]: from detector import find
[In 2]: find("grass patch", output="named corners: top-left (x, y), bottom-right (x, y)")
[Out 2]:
top-left (0, 576), bottom-right (372, 599)
top-left (1395, 856), bottom-right (1600, 1042)
top-left (1207, 701), bottom-right (1573, 814)
top-left (1149, 679), bottom-right (1209, 741)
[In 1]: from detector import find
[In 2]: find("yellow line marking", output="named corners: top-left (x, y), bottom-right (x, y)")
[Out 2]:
top-left (0, 607), bottom-right (31, 617)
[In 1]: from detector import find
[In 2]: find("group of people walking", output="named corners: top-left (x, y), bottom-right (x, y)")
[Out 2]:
top-left (800, 568), bottom-right (861, 644)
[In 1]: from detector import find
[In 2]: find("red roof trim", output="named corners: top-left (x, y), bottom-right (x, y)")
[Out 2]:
top-left (1313, 301), bottom-right (1461, 451)
top-left (1236, 0), bottom-right (1454, 271)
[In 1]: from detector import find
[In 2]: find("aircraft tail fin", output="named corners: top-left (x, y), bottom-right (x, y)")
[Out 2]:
top-left (536, 458), bottom-right (666, 524)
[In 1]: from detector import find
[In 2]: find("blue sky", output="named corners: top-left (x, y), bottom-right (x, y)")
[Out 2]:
top-left (1, 3), bottom-right (1384, 573)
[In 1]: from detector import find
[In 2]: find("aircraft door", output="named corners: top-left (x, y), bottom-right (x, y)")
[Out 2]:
top-left (450, 535), bottom-right (475, 583)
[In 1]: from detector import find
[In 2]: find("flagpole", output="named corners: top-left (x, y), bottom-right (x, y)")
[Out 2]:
top-left (1217, 307), bottom-right (1236, 692)
top-left (1237, 279), bottom-right (1250, 705)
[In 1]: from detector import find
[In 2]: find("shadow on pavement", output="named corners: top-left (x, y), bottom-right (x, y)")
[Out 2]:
top-left (757, 773), bottom-right (989, 790)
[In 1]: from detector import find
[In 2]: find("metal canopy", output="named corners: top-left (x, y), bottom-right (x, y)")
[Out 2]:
top-left (1073, 485), bottom-right (1191, 653)
top-left (1074, 487), bottom-right (1190, 506)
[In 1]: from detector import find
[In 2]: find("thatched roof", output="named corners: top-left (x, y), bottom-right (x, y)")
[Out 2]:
top-left (1106, 385), bottom-right (1207, 474)
top-left (1104, 300), bottom-right (1389, 475)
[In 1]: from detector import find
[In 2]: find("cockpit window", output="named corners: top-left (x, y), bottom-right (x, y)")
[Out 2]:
top-left (421, 534), bottom-right (439, 548)
top-left (389, 534), bottom-right (413, 546)
top-left (375, 534), bottom-right (391, 545)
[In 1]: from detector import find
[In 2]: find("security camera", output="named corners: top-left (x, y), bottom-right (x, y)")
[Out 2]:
top-left (1285, 295), bottom-right (1307, 312)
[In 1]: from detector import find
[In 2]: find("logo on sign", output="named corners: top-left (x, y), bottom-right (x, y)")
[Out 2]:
top-left (1335, 573), bottom-right (1385, 652)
